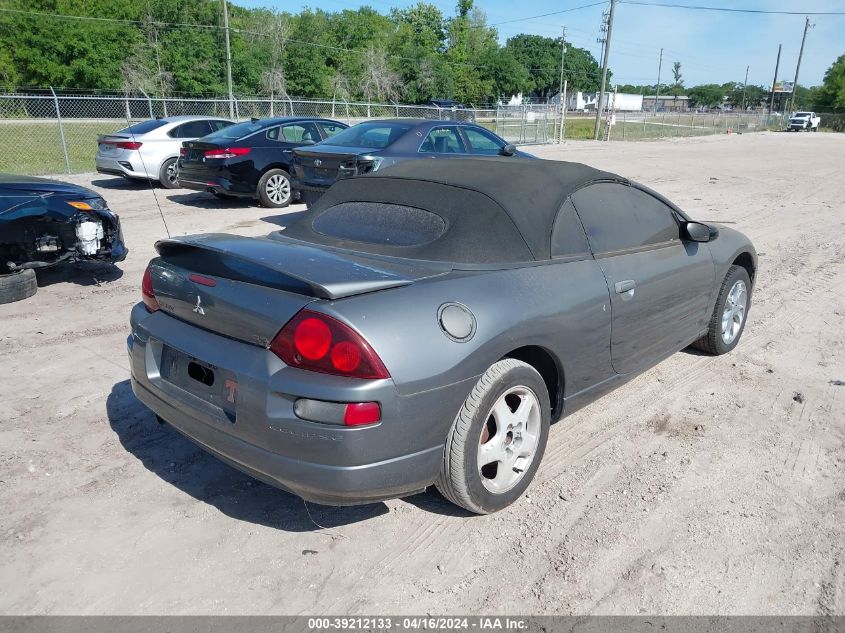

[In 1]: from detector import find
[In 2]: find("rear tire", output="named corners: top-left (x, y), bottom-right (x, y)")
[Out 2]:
top-left (692, 264), bottom-right (752, 355)
top-left (257, 169), bottom-right (292, 208)
top-left (159, 158), bottom-right (179, 189)
top-left (0, 269), bottom-right (38, 305)
top-left (436, 359), bottom-right (550, 514)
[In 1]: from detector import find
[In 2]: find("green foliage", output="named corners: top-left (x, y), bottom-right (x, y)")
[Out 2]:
top-left (813, 55), bottom-right (845, 112)
top-left (0, 0), bottom-right (607, 104)
top-left (671, 61), bottom-right (683, 96)
top-left (686, 84), bottom-right (724, 108)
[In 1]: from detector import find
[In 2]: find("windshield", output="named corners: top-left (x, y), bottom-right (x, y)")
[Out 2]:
top-left (205, 120), bottom-right (268, 140)
top-left (794, 112), bottom-right (811, 117)
top-left (323, 122), bottom-right (413, 149)
top-left (116, 119), bottom-right (168, 135)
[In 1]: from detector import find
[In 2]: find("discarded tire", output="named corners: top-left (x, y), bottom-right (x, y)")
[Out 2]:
top-left (0, 269), bottom-right (38, 305)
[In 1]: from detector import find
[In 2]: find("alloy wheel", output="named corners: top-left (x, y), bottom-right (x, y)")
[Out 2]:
top-left (477, 386), bottom-right (541, 494)
top-left (721, 279), bottom-right (747, 344)
top-left (265, 174), bottom-right (291, 205)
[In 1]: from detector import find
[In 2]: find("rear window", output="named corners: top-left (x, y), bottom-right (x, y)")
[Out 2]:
top-left (116, 119), bottom-right (168, 135)
top-left (206, 120), bottom-right (267, 140)
top-left (324, 122), bottom-right (413, 149)
top-left (312, 202), bottom-right (446, 246)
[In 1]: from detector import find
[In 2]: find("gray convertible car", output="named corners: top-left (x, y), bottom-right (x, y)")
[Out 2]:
top-left (129, 158), bottom-right (756, 514)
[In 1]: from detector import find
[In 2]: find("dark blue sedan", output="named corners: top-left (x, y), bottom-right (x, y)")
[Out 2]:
top-left (291, 119), bottom-right (533, 207)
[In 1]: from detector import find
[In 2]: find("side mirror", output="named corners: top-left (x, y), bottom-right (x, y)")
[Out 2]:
top-left (684, 221), bottom-right (718, 242)
top-left (501, 144), bottom-right (516, 157)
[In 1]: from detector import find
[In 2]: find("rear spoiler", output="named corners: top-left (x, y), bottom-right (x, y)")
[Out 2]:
top-left (155, 233), bottom-right (420, 300)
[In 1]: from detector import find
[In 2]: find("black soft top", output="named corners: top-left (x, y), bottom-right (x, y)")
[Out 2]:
top-left (284, 157), bottom-right (626, 263)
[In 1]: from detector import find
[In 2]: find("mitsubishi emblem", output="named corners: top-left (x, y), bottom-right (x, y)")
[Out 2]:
top-left (193, 295), bottom-right (206, 316)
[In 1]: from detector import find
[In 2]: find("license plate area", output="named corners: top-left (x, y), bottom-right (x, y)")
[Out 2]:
top-left (160, 345), bottom-right (237, 421)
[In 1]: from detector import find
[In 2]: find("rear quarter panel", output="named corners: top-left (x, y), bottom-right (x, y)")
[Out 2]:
top-left (317, 260), bottom-right (613, 417)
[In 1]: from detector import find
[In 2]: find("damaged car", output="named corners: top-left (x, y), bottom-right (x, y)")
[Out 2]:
top-left (0, 174), bottom-right (128, 304)
top-left (130, 158), bottom-right (756, 514)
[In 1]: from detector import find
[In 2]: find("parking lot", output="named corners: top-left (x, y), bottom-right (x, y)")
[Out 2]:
top-left (1, 131), bottom-right (843, 614)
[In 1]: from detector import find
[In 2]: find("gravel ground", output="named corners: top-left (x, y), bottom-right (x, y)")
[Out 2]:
top-left (0, 132), bottom-right (843, 615)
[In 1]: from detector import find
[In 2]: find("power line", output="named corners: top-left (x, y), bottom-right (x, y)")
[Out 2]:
top-left (489, 2), bottom-right (608, 26)
top-left (619, 1), bottom-right (845, 15)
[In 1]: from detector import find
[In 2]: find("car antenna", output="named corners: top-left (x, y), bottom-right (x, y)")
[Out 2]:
top-left (123, 112), bottom-right (171, 238)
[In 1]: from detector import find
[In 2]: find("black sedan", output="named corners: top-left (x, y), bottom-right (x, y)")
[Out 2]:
top-left (177, 116), bottom-right (348, 208)
top-left (291, 119), bottom-right (532, 207)
top-left (0, 174), bottom-right (127, 304)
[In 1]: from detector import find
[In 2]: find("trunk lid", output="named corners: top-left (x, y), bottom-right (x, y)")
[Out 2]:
top-left (180, 140), bottom-right (225, 165)
top-left (150, 233), bottom-right (449, 347)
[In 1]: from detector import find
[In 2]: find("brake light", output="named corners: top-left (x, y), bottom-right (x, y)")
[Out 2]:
top-left (141, 263), bottom-right (160, 312)
top-left (203, 147), bottom-right (251, 159)
top-left (179, 147), bottom-right (187, 156)
top-left (270, 310), bottom-right (389, 380)
top-left (116, 141), bottom-right (142, 150)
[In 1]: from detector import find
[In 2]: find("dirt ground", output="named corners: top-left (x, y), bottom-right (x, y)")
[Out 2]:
top-left (1, 132), bottom-right (843, 615)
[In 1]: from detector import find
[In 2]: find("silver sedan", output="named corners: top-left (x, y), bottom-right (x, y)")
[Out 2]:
top-left (96, 116), bottom-right (233, 188)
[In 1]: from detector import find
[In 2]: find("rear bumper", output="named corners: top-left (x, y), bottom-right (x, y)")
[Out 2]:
top-left (291, 180), bottom-right (331, 193)
top-left (177, 163), bottom-right (257, 197)
top-left (128, 304), bottom-right (467, 505)
top-left (96, 156), bottom-right (152, 180)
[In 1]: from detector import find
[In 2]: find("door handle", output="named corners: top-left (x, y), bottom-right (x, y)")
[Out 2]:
top-left (615, 279), bottom-right (636, 294)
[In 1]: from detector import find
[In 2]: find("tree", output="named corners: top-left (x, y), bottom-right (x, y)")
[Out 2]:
top-left (360, 47), bottom-right (404, 102)
top-left (686, 84), bottom-right (724, 108)
top-left (813, 55), bottom-right (845, 112)
top-left (671, 61), bottom-right (684, 96)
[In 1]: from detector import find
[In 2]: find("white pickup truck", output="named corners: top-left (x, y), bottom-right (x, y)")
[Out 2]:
top-left (787, 111), bottom-right (820, 131)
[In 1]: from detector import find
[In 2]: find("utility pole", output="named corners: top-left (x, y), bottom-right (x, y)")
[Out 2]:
top-left (593, 0), bottom-right (616, 140)
top-left (789, 16), bottom-right (814, 114)
top-left (742, 65), bottom-right (749, 111)
top-left (769, 44), bottom-right (781, 115)
top-left (222, 0), bottom-right (235, 119)
top-left (654, 48), bottom-right (663, 114)
top-left (558, 26), bottom-right (566, 143)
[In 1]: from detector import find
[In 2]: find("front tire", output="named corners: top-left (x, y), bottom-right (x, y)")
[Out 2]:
top-left (159, 158), bottom-right (179, 189)
top-left (0, 269), bottom-right (38, 305)
top-left (692, 264), bottom-right (752, 355)
top-left (257, 169), bottom-right (292, 208)
top-left (436, 359), bottom-right (550, 514)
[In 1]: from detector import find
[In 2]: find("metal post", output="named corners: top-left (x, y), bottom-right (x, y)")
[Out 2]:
top-left (559, 79), bottom-right (568, 143)
top-left (50, 87), bottom-right (71, 174)
top-left (593, 0), bottom-right (616, 140)
top-left (769, 44), bottom-right (781, 115)
top-left (654, 48), bottom-right (663, 114)
top-left (789, 17), bottom-right (813, 114)
top-left (222, 0), bottom-right (235, 119)
top-left (742, 65), bottom-right (749, 111)
top-left (557, 26), bottom-right (566, 143)
top-left (140, 89), bottom-right (153, 118)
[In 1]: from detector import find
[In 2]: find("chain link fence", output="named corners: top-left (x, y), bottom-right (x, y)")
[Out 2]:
top-left (0, 90), bottom-right (821, 176)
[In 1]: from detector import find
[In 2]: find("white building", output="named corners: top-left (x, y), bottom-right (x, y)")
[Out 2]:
top-left (554, 91), bottom-right (643, 112)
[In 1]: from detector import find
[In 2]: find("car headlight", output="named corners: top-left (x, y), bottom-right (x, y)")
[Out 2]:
top-left (67, 197), bottom-right (108, 211)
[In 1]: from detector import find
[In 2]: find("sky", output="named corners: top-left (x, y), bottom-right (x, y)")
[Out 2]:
top-left (235, 0), bottom-right (845, 89)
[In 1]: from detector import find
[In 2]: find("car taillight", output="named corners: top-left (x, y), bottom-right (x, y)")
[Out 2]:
top-left (116, 141), bottom-right (142, 150)
top-left (204, 147), bottom-right (250, 159)
top-left (179, 147), bottom-right (187, 156)
top-left (141, 263), bottom-right (160, 312)
top-left (270, 310), bottom-right (389, 380)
